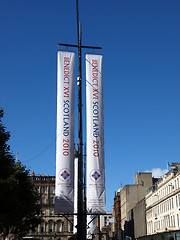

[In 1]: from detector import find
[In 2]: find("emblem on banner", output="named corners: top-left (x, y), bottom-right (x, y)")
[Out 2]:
top-left (59, 169), bottom-right (71, 181)
top-left (90, 170), bottom-right (102, 182)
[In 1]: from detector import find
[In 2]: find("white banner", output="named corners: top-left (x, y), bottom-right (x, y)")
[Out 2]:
top-left (73, 157), bottom-right (78, 234)
top-left (87, 215), bottom-right (96, 239)
top-left (86, 54), bottom-right (106, 213)
top-left (55, 51), bottom-right (75, 213)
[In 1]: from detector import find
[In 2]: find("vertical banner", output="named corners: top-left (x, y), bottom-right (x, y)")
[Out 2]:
top-left (87, 215), bottom-right (96, 239)
top-left (55, 51), bottom-right (75, 214)
top-left (73, 157), bottom-right (78, 234)
top-left (86, 54), bottom-right (106, 214)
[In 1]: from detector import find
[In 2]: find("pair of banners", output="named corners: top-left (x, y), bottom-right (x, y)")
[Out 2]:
top-left (55, 51), bottom-right (106, 215)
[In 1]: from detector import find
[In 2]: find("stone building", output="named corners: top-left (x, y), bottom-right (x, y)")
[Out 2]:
top-left (92, 212), bottom-right (114, 240)
top-left (146, 163), bottom-right (180, 235)
top-left (114, 187), bottom-right (122, 239)
top-left (27, 173), bottom-right (75, 240)
top-left (132, 197), bottom-right (147, 239)
top-left (121, 172), bottom-right (153, 233)
top-left (114, 172), bottom-right (153, 240)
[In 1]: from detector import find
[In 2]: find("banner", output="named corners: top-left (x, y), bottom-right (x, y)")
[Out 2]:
top-left (86, 54), bottom-right (106, 214)
top-left (73, 157), bottom-right (78, 234)
top-left (55, 51), bottom-right (75, 213)
top-left (87, 215), bottom-right (96, 239)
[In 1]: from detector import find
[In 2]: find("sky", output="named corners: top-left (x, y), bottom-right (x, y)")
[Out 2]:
top-left (0, 0), bottom-right (180, 211)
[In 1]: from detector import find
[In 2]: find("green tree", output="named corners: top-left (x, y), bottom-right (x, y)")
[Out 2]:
top-left (0, 109), bottom-right (41, 239)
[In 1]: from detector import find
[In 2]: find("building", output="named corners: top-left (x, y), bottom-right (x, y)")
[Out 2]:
top-left (92, 212), bottom-right (114, 240)
top-left (27, 173), bottom-right (75, 240)
top-left (114, 188), bottom-right (122, 239)
top-left (114, 172), bottom-right (154, 240)
top-left (146, 163), bottom-right (180, 235)
top-left (121, 172), bottom-right (153, 233)
top-left (132, 197), bottom-right (147, 239)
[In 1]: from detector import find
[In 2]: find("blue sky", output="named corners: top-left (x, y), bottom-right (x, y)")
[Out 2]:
top-left (1, 0), bottom-right (180, 211)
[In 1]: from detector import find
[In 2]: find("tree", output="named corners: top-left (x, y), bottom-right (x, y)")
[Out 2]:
top-left (0, 109), bottom-right (41, 239)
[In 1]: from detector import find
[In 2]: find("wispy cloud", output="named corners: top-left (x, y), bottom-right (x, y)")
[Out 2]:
top-left (145, 168), bottom-right (168, 178)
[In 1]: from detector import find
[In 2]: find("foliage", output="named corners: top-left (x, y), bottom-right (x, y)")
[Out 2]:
top-left (0, 109), bottom-right (41, 239)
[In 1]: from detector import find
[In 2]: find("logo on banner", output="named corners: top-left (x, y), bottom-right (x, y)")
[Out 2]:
top-left (59, 169), bottom-right (71, 181)
top-left (90, 170), bottom-right (102, 182)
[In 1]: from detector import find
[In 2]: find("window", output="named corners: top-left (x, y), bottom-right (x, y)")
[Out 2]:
top-left (42, 197), bottom-right (46, 204)
top-left (50, 210), bottom-right (54, 216)
top-left (176, 195), bottom-right (178, 207)
top-left (41, 223), bottom-right (45, 233)
top-left (50, 186), bottom-right (55, 194)
top-left (177, 178), bottom-right (179, 189)
top-left (57, 222), bottom-right (62, 233)
top-left (68, 223), bottom-right (73, 232)
top-left (104, 217), bottom-right (107, 226)
top-left (42, 210), bottom-right (45, 216)
top-left (177, 214), bottom-right (179, 227)
top-left (41, 186), bottom-right (47, 194)
top-left (50, 197), bottom-right (54, 204)
top-left (33, 186), bottom-right (38, 192)
top-left (49, 222), bottom-right (53, 233)
top-left (172, 198), bottom-right (174, 209)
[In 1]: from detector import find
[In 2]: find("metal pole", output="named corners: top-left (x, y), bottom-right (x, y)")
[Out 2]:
top-left (76, 0), bottom-right (85, 238)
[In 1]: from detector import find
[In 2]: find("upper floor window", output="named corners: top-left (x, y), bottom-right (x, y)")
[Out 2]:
top-left (176, 195), bottom-right (178, 207)
top-left (50, 186), bottom-right (55, 194)
top-left (104, 216), bottom-right (107, 226)
top-left (50, 197), bottom-right (54, 205)
top-left (41, 186), bottom-right (47, 194)
top-left (42, 197), bottom-right (46, 204)
top-left (177, 178), bottom-right (179, 189)
top-left (172, 198), bottom-right (174, 208)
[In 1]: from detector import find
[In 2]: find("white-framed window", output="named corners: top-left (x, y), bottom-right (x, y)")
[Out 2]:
top-left (176, 195), bottom-right (178, 207)
top-left (172, 198), bottom-right (174, 208)
top-left (177, 178), bottom-right (179, 189)
top-left (177, 214), bottom-right (179, 227)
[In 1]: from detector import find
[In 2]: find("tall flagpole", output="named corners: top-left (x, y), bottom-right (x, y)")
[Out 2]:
top-left (76, 0), bottom-right (85, 239)
top-left (58, 1), bottom-right (102, 238)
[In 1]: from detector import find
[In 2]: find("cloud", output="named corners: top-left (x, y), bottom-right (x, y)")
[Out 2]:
top-left (145, 168), bottom-right (168, 178)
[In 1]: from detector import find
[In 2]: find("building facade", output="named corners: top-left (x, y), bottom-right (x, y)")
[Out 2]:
top-left (114, 172), bottom-right (154, 240)
top-left (121, 172), bottom-right (153, 232)
top-left (114, 188), bottom-right (122, 239)
top-left (27, 173), bottom-right (75, 240)
top-left (146, 163), bottom-right (180, 235)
